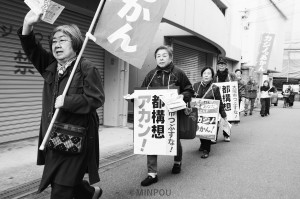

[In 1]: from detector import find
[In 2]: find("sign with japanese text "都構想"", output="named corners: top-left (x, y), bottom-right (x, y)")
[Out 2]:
top-left (133, 88), bottom-right (177, 155)
top-left (214, 82), bottom-right (240, 121)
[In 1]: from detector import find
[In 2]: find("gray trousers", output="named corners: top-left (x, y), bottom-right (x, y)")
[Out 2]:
top-left (147, 139), bottom-right (182, 173)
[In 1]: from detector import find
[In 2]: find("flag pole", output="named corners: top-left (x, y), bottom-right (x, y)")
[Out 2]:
top-left (39, 0), bottom-right (106, 150)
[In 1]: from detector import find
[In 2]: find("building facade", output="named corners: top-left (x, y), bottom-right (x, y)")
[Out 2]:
top-left (0, 0), bottom-right (243, 143)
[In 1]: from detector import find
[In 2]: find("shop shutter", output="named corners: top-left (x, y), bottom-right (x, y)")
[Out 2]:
top-left (173, 43), bottom-right (207, 85)
top-left (0, 0), bottom-right (104, 143)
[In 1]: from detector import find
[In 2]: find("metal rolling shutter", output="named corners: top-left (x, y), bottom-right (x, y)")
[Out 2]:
top-left (0, 0), bottom-right (104, 143)
top-left (173, 43), bottom-right (207, 85)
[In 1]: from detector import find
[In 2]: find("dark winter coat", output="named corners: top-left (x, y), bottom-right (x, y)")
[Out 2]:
top-left (245, 81), bottom-right (258, 99)
top-left (193, 81), bottom-right (227, 118)
top-left (141, 62), bottom-right (194, 102)
top-left (18, 28), bottom-right (105, 191)
top-left (213, 69), bottom-right (245, 100)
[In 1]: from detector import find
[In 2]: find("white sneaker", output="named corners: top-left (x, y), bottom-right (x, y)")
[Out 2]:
top-left (224, 136), bottom-right (230, 142)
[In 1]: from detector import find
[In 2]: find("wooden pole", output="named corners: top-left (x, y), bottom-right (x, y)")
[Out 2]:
top-left (39, 0), bottom-right (106, 150)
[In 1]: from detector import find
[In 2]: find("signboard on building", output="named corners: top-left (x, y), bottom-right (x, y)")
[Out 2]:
top-left (133, 88), bottom-right (177, 155)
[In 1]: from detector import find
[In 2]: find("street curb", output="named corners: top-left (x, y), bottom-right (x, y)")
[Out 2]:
top-left (0, 147), bottom-right (135, 199)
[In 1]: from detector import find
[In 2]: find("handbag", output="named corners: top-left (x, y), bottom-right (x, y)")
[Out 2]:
top-left (178, 103), bottom-right (198, 139)
top-left (47, 122), bottom-right (86, 154)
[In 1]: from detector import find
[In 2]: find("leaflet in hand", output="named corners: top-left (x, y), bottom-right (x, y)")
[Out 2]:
top-left (24, 0), bottom-right (65, 24)
top-left (160, 93), bottom-right (186, 112)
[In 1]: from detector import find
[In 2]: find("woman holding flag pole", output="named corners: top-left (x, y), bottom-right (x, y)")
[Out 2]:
top-left (18, 7), bottom-right (105, 199)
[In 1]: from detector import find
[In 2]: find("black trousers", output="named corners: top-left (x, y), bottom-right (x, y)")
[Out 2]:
top-left (200, 138), bottom-right (211, 153)
top-left (260, 98), bottom-right (270, 115)
top-left (51, 180), bottom-right (95, 199)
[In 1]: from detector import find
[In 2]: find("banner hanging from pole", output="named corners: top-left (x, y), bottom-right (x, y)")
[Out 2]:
top-left (93, 0), bottom-right (169, 69)
top-left (255, 33), bottom-right (275, 73)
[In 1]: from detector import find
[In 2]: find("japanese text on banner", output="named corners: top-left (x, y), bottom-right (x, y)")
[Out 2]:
top-left (93, 0), bottom-right (169, 68)
top-left (191, 99), bottom-right (219, 140)
top-left (133, 89), bottom-right (177, 155)
top-left (214, 82), bottom-right (239, 121)
top-left (255, 33), bottom-right (275, 73)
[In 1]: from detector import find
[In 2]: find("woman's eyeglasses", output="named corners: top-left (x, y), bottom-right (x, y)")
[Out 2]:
top-left (52, 39), bottom-right (70, 45)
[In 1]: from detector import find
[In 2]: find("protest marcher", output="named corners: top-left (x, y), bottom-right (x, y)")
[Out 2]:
top-left (260, 80), bottom-right (274, 117)
top-left (140, 45), bottom-right (194, 186)
top-left (18, 11), bottom-right (104, 198)
top-left (213, 57), bottom-right (237, 142)
top-left (244, 76), bottom-right (258, 116)
top-left (282, 85), bottom-right (294, 108)
top-left (193, 66), bottom-right (227, 158)
top-left (234, 69), bottom-right (246, 107)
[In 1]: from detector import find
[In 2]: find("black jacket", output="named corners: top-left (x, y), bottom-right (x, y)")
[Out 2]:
top-left (18, 28), bottom-right (104, 191)
top-left (141, 62), bottom-right (194, 102)
top-left (193, 81), bottom-right (227, 118)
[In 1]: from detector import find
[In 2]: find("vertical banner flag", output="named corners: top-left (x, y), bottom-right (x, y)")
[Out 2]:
top-left (93, 0), bottom-right (169, 69)
top-left (134, 88), bottom-right (177, 155)
top-left (255, 33), bottom-right (275, 73)
top-left (191, 99), bottom-right (220, 140)
top-left (214, 82), bottom-right (240, 121)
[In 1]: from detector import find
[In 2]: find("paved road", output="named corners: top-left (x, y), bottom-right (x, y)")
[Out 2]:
top-left (96, 100), bottom-right (300, 199)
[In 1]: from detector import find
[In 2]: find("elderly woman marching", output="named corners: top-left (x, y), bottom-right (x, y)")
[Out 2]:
top-left (18, 11), bottom-right (104, 198)
top-left (140, 45), bottom-right (194, 186)
top-left (193, 66), bottom-right (227, 158)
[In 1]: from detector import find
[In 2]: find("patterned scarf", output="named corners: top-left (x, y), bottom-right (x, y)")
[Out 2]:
top-left (57, 56), bottom-right (77, 77)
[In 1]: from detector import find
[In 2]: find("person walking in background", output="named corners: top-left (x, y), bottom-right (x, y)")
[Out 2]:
top-left (244, 76), bottom-right (258, 116)
top-left (234, 69), bottom-right (246, 112)
top-left (213, 57), bottom-right (236, 142)
top-left (18, 11), bottom-right (104, 198)
top-left (140, 45), bottom-right (194, 186)
top-left (260, 80), bottom-right (274, 117)
top-left (193, 66), bottom-right (227, 159)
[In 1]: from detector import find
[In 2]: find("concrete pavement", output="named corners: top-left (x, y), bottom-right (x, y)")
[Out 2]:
top-left (1, 100), bottom-right (300, 199)
top-left (0, 124), bottom-right (134, 193)
top-left (94, 100), bottom-right (300, 199)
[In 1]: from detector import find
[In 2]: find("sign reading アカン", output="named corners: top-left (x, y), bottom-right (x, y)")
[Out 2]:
top-left (133, 89), bottom-right (177, 155)
top-left (191, 99), bottom-right (219, 140)
top-left (214, 82), bottom-right (239, 121)
top-left (93, 0), bottom-right (169, 68)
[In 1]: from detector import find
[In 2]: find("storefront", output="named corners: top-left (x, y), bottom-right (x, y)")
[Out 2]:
top-left (0, 0), bottom-right (105, 143)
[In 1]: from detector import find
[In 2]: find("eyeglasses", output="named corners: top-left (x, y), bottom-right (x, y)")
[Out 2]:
top-left (52, 39), bottom-right (71, 46)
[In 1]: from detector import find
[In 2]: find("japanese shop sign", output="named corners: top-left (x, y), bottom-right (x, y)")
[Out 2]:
top-left (133, 88), bottom-right (177, 155)
top-left (191, 99), bottom-right (219, 140)
top-left (93, 0), bottom-right (169, 68)
top-left (255, 33), bottom-right (275, 73)
top-left (214, 82), bottom-right (240, 121)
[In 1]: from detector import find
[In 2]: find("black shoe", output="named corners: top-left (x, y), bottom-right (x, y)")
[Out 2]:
top-left (244, 112), bottom-right (247, 116)
top-left (172, 163), bottom-right (181, 174)
top-left (92, 187), bottom-right (103, 199)
top-left (261, 114), bottom-right (264, 117)
top-left (249, 112), bottom-right (252, 115)
top-left (141, 175), bottom-right (158, 186)
top-left (210, 140), bottom-right (217, 144)
top-left (201, 151), bottom-right (209, 159)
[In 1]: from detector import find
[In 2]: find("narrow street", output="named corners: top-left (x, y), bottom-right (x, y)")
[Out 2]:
top-left (96, 101), bottom-right (300, 199)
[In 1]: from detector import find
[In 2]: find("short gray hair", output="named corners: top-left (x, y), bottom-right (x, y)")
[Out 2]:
top-left (49, 24), bottom-right (83, 55)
